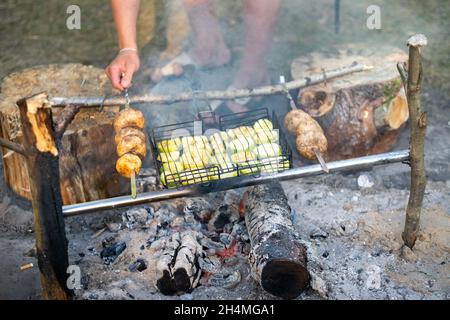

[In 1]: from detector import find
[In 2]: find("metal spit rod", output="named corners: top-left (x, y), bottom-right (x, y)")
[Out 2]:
top-left (63, 150), bottom-right (410, 217)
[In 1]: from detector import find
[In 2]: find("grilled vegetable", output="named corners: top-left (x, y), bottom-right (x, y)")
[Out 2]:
top-left (254, 130), bottom-right (279, 144)
top-left (227, 126), bottom-right (256, 139)
top-left (260, 158), bottom-right (290, 173)
top-left (160, 172), bottom-right (178, 188)
top-left (227, 136), bottom-right (256, 153)
top-left (158, 151), bottom-right (180, 163)
top-left (116, 135), bottom-right (147, 158)
top-left (162, 160), bottom-right (184, 174)
top-left (116, 153), bottom-right (142, 179)
top-left (157, 138), bottom-right (181, 153)
top-left (115, 127), bottom-right (146, 145)
top-left (253, 119), bottom-right (273, 132)
top-left (113, 108), bottom-right (145, 132)
top-left (254, 143), bottom-right (282, 159)
top-left (181, 149), bottom-right (211, 170)
top-left (295, 130), bottom-right (328, 160)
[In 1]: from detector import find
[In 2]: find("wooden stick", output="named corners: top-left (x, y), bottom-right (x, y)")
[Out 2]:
top-left (17, 92), bottom-right (72, 300)
top-left (49, 62), bottom-right (373, 107)
top-left (402, 34), bottom-right (428, 249)
top-left (0, 137), bottom-right (27, 155)
top-left (313, 148), bottom-right (329, 173)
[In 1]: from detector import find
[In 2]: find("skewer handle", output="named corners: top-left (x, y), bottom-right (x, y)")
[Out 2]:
top-left (131, 171), bottom-right (137, 199)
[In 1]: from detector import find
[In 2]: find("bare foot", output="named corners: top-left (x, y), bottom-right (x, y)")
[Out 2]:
top-left (221, 67), bottom-right (271, 114)
top-left (151, 1), bottom-right (231, 83)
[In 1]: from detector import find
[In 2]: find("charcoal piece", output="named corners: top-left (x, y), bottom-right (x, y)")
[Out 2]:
top-left (129, 258), bottom-right (147, 272)
top-left (219, 233), bottom-right (233, 247)
top-left (101, 236), bottom-right (116, 248)
top-left (208, 205), bottom-right (232, 231)
top-left (208, 270), bottom-right (241, 289)
top-left (100, 241), bottom-right (126, 265)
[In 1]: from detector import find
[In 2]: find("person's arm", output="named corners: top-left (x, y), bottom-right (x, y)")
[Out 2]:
top-left (106, 0), bottom-right (141, 91)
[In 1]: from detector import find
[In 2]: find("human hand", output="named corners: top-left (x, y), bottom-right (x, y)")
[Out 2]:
top-left (105, 49), bottom-right (140, 91)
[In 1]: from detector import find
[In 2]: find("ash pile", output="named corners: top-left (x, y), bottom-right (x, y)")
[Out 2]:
top-left (70, 180), bottom-right (312, 300)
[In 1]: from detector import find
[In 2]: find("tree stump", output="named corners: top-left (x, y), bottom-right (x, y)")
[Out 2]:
top-left (0, 64), bottom-right (129, 205)
top-left (291, 45), bottom-right (409, 160)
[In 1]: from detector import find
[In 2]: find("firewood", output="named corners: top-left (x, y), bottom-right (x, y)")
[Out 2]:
top-left (155, 231), bottom-right (203, 295)
top-left (291, 45), bottom-right (409, 160)
top-left (243, 181), bottom-right (310, 299)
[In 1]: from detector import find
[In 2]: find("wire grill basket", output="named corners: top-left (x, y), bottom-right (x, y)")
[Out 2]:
top-left (150, 108), bottom-right (292, 189)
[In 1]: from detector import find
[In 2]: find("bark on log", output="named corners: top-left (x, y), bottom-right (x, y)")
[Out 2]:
top-left (402, 35), bottom-right (428, 249)
top-left (0, 64), bottom-right (129, 204)
top-left (155, 231), bottom-right (203, 295)
top-left (243, 181), bottom-right (310, 299)
top-left (17, 93), bottom-right (72, 300)
top-left (291, 45), bottom-right (409, 160)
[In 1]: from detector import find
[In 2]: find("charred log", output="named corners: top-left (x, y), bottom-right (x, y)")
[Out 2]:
top-left (243, 181), bottom-right (310, 299)
top-left (155, 231), bottom-right (203, 295)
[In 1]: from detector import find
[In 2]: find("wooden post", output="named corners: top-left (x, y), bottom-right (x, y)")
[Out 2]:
top-left (402, 34), bottom-right (428, 249)
top-left (17, 93), bottom-right (72, 300)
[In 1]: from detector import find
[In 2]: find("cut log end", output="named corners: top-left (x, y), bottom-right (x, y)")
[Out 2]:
top-left (156, 268), bottom-right (193, 296)
top-left (261, 259), bottom-right (310, 299)
top-left (299, 85), bottom-right (335, 117)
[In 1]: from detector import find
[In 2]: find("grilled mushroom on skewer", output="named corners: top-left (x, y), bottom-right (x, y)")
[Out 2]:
top-left (116, 135), bottom-right (147, 158)
top-left (115, 127), bottom-right (146, 145)
top-left (113, 108), bottom-right (145, 132)
top-left (116, 153), bottom-right (142, 179)
top-left (114, 106), bottom-right (147, 198)
top-left (284, 101), bottom-right (329, 172)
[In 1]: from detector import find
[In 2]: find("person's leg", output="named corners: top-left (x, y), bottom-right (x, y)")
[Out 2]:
top-left (182, 0), bottom-right (231, 67)
top-left (225, 0), bottom-right (281, 113)
top-left (152, 0), bottom-right (231, 82)
top-left (234, 0), bottom-right (281, 89)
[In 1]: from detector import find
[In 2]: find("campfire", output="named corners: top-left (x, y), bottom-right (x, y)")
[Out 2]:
top-left (0, 35), bottom-right (428, 300)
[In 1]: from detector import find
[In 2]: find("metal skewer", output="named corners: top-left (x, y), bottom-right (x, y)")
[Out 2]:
top-left (121, 74), bottom-right (137, 199)
top-left (62, 150), bottom-right (410, 216)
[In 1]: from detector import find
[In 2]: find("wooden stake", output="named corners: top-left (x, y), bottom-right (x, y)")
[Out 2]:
top-left (402, 34), bottom-right (428, 249)
top-left (17, 92), bottom-right (72, 300)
